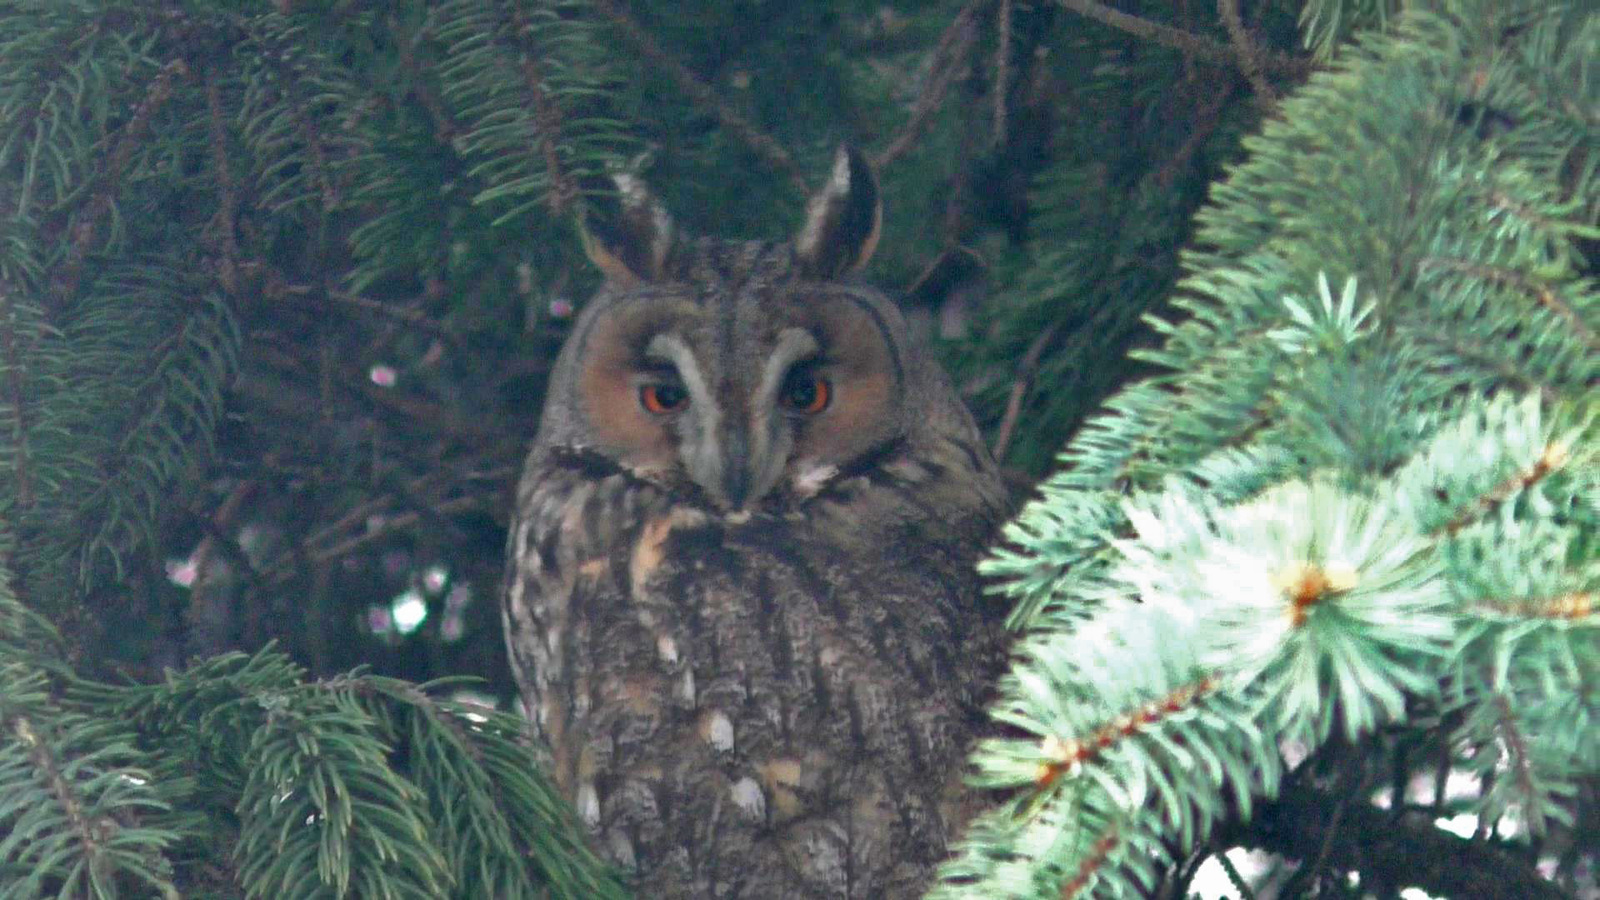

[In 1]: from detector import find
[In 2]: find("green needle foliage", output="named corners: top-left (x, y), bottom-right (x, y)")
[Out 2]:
top-left (4, 583), bottom-right (626, 898)
top-left (0, 0), bottom-right (1592, 897)
top-left (940, 1), bottom-right (1597, 897)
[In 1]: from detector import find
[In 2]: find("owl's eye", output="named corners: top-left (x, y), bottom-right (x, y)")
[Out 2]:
top-left (779, 367), bottom-right (831, 414)
top-left (640, 382), bottom-right (690, 414)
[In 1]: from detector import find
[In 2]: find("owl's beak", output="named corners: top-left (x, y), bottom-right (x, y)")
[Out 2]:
top-left (720, 430), bottom-right (753, 509)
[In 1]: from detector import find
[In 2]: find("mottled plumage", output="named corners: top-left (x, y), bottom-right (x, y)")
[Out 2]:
top-left (503, 147), bottom-right (1008, 898)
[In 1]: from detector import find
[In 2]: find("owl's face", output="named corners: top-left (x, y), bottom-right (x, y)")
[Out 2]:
top-left (554, 267), bottom-right (907, 512)
top-left (538, 147), bottom-right (977, 516)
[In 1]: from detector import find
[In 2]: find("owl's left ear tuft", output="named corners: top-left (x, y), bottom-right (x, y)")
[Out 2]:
top-left (794, 144), bottom-right (881, 278)
top-left (579, 171), bottom-right (676, 287)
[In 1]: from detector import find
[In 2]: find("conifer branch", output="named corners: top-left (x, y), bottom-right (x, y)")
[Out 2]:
top-left (1053, 0), bottom-right (1310, 77)
top-left (1438, 440), bottom-right (1568, 536)
top-left (1033, 674), bottom-right (1219, 788)
top-left (511, 10), bottom-right (577, 215)
top-left (1060, 829), bottom-right (1121, 898)
top-left (587, 0), bottom-right (810, 196)
top-left (13, 715), bottom-right (100, 876)
top-left (1418, 257), bottom-right (1599, 351)
top-left (390, 14), bottom-right (459, 143)
top-left (57, 58), bottom-right (190, 303)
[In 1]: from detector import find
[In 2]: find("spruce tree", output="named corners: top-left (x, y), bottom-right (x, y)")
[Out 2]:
top-left (936, 2), bottom-right (1597, 896)
top-left (0, 0), bottom-right (1592, 897)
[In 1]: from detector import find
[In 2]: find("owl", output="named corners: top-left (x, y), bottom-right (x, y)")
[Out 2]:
top-left (503, 146), bottom-right (1010, 898)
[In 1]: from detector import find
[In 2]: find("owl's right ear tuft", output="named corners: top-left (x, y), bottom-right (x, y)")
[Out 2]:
top-left (579, 172), bottom-right (676, 287)
top-left (794, 144), bottom-right (881, 278)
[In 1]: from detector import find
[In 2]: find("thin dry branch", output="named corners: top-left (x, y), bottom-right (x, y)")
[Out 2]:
top-left (57, 58), bottom-right (190, 302)
top-left (1055, 0), bottom-right (1310, 77)
top-left (1217, 0), bottom-right (1278, 103)
top-left (992, 0), bottom-right (1013, 148)
top-left (991, 321), bottom-right (1061, 462)
top-left (587, 0), bottom-right (809, 196)
top-left (204, 67), bottom-right (241, 292)
top-left (389, 14), bottom-right (458, 142)
top-left (0, 280), bottom-right (33, 510)
top-left (877, 1), bottom-right (986, 169)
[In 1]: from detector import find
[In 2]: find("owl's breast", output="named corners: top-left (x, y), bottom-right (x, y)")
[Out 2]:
top-left (505, 454), bottom-right (1006, 898)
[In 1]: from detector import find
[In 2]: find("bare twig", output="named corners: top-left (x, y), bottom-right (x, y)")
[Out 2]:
top-left (877, 1), bottom-right (986, 169)
top-left (1154, 81), bottom-right (1235, 187)
top-left (204, 67), bottom-right (241, 292)
top-left (1055, 0), bottom-right (1310, 77)
top-left (990, 322), bottom-right (1061, 462)
top-left (992, 0), bottom-right (1013, 147)
top-left (1217, 0), bottom-right (1278, 103)
top-left (58, 58), bottom-right (190, 301)
top-left (0, 280), bottom-right (33, 510)
top-left (389, 14), bottom-right (458, 142)
top-left (587, 0), bottom-right (809, 196)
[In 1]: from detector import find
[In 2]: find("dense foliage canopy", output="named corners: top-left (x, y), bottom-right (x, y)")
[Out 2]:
top-left (0, 0), bottom-right (1593, 897)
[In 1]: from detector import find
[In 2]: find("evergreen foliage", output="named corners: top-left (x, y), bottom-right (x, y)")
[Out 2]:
top-left (2, 576), bottom-right (626, 898)
top-left (0, 0), bottom-right (1591, 896)
top-left (940, 1), bottom-right (1597, 896)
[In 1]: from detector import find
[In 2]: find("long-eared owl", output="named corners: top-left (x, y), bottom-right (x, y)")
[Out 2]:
top-left (503, 146), bottom-right (1010, 898)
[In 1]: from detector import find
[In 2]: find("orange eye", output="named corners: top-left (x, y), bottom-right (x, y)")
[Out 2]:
top-left (780, 369), bottom-right (831, 414)
top-left (640, 382), bottom-right (689, 414)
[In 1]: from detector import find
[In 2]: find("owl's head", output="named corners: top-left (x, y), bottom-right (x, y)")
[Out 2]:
top-left (537, 146), bottom-right (987, 515)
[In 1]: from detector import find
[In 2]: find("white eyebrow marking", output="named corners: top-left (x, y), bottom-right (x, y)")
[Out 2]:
top-left (757, 328), bottom-right (821, 407)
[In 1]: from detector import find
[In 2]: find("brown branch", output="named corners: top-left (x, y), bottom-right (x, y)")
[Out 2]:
top-left (1, 280), bottom-right (34, 511)
top-left (10, 715), bottom-right (111, 873)
top-left (1033, 675), bottom-right (1219, 789)
top-left (252, 31), bottom-right (338, 210)
top-left (1491, 693), bottom-right (1538, 815)
top-left (992, 0), bottom-right (1013, 148)
top-left (990, 322), bottom-right (1061, 462)
top-left (57, 58), bottom-right (190, 301)
top-left (520, 54), bottom-right (576, 215)
top-left (389, 14), bottom-right (458, 143)
top-left (1478, 592), bottom-right (1594, 619)
top-left (204, 67), bottom-right (241, 293)
top-left (1439, 441), bottom-right (1569, 537)
top-left (1154, 81), bottom-right (1235, 186)
top-left (1233, 785), bottom-right (1572, 900)
top-left (508, 8), bottom-right (578, 215)
top-left (1217, 0), bottom-right (1277, 103)
top-left (283, 283), bottom-right (454, 336)
top-left (877, 1), bottom-right (985, 169)
top-left (1060, 830), bottom-right (1120, 899)
top-left (1054, 0), bottom-right (1310, 77)
top-left (1418, 256), bottom-right (1598, 352)
top-left (184, 477), bottom-right (262, 627)
top-left (587, 0), bottom-right (809, 196)
top-left (253, 342), bottom-right (521, 441)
